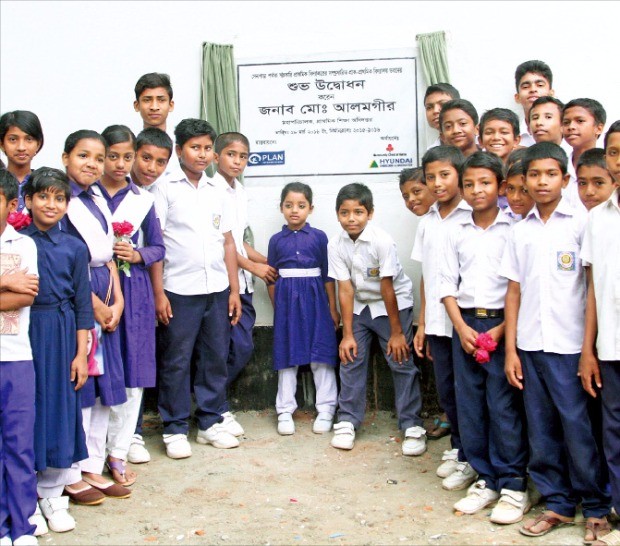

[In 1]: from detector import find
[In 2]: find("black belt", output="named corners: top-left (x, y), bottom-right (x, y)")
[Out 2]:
top-left (460, 307), bottom-right (504, 319)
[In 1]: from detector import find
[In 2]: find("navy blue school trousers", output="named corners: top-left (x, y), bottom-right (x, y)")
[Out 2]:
top-left (426, 334), bottom-right (463, 459)
top-left (336, 306), bottom-right (423, 431)
top-left (157, 289), bottom-right (231, 435)
top-left (221, 290), bottom-right (256, 413)
top-left (520, 350), bottom-right (610, 518)
top-left (600, 360), bottom-right (620, 515)
top-left (452, 315), bottom-right (527, 492)
top-left (0, 360), bottom-right (37, 540)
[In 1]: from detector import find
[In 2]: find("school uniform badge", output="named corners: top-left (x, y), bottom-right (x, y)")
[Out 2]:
top-left (212, 214), bottom-right (221, 229)
top-left (366, 266), bottom-right (380, 279)
top-left (557, 251), bottom-right (576, 271)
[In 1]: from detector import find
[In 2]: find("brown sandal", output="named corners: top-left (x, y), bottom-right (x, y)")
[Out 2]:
top-left (520, 512), bottom-right (574, 537)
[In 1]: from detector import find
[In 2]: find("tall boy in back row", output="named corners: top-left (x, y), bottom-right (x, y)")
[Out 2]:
top-left (328, 183), bottom-right (426, 456)
top-left (500, 142), bottom-right (610, 541)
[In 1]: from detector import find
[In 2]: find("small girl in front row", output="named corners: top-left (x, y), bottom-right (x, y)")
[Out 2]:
top-left (59, 130), bottom-right (131, 502)
top-left (97, 125), bottom-right (164, 485)
top-left (21, 168), bottom-right (94, 534)
top-left (267, 182), bottom-right (339, 435)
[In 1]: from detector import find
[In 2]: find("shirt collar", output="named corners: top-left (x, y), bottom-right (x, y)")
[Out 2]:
top-left (461, 207), bottom-right (513, 228)
top-left (281, 222), bottom-right (312, 235)
top-left (1, 224), bottom-right (22, 243)
top-left (525, 196), bottom-right (575, 221)
top-left (22, 222), bottom-right (62, 243)
top-left (70, 180), bottom-right (94, 198)
top-left (429, 198), bottom-right (472, 218)
top-left (168, 164), bottom-right (211, 188)
top-left (603, 188), bottom-right (620, 212)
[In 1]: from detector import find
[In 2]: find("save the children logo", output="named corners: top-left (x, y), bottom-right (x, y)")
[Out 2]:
top-left (557, 251), bottom-right (576, 271)
top-left (248, 151), bottom-right (285, 166)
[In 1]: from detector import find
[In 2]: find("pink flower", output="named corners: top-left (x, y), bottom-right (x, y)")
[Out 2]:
top-left (7, 211), bottom-right (32, 230)
top-left (112, 221), bottom-right (133, 238)
top-left (474, 349), bottom-right (490, 364)
top-left (475, 332), bottom-right (498, 352)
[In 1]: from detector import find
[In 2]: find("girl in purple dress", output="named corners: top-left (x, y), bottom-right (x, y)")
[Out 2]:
top-left (97, 125), bottom-right (164, 486)
top-left (267, 182), bottom-right (339, 436)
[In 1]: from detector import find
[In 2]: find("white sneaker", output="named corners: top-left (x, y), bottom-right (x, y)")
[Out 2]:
top-left (163, 433), bottom-right (192, 459)
top-left (0, 536), bottom-right (12, 545)
top-left (330, 421), bottom-right (355, 450)
top-left (38, 497), bottom-right (74, 533)
top-left (28, 503), bottom-right (48, 536)
top-left (436, 448), bottom-right (459, 478)
top-left (312, 412), bottom-right (333, 434)
top-left (277, 413), bottom-right (295, 435)
top-left (402, 426), bottom-right (427, 456)
top-left (442, 461), bottom-right (478, 490)
top-left (196, 423), bottom-right (239, 449)
top-left (127, 434), bottom-right (151, 464)
top-left (489, 488), bottom-right (531, 524)
top-left (453, 480), bottom-right (500, 514)
top-left (222, 411), bottom-right (245, 437)
top-left (12, 536), bottom-right (37, 546)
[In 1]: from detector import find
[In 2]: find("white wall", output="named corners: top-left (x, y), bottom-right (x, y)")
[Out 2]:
top-left (2, 0), bottom-right (619, 324)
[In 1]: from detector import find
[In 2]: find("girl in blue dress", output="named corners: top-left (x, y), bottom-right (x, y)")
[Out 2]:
top-left (59, 130), bottom-right (131, 501)
top-left (22, 168), bottom-right (96, 532)
top-left (97, 125), bottom-right (165, 485)
top-left (267, 182), bottom-right (339, 436)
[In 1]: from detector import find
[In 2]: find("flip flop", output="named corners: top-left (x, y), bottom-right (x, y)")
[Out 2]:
top-left (427, 417), bottom-right (451, 440)
top-left (105, 457), bottom-right (137, 486)
top-left (520, 513), bottom-right (574, 537)
top-left (593, 529), bottom-right (620, 546)
top-left (585, 519), bottom-right (612, 545)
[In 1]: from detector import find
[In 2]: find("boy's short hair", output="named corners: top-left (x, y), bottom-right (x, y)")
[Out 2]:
top-left (424, 83), bottom-right (460, 102)
top-left (523, 142), bottom-right (568, 176)
top-left (23, 167), bottom-right (71, 202)
top-left (136, 128), bottom-right (173, 159)
top-left (280, 181), bottom-right (313, 206)
top-left (134, 72), bottom-right (173, 101)
top-left (604, 120), bottom-right (620, 149)
top-left (214, 132), bottom-right (250, 155)
top-left (514, 60), bottom-right (553, 91)
top-left (528, 96), bottom-right (564, 121)
top-left (335, 183), bottom-right (373, 213)
top-left (0, 110), bottom-right (44, 150)
top-left (0, 169), bottom-right (19, 201)
top-left (63, 130), bottom-right (107, 155)
top-left (506, 148), bottom-right (528, 178)
top-left (102, 124), bottom-right (137, 150)
top-left (439, 99), bottom-right (479, 129)
top-left (174, 119), bottom-right (217, 148)
top-left (422, 145), bottom-right (465, 174)
top-left (479, 108), bottom-right (520, 137)
top-left (459, 151), bottom-right (505, 188)
top-left (563, 98), bottom-right (607, 126)
top-left (398, 167), bottom-right (424, 187)
top-left (576, 148), bottom-right (609, 174)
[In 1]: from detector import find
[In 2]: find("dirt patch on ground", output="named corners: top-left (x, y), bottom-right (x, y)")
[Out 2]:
top-left (42, 410), bottom-right (587, 545)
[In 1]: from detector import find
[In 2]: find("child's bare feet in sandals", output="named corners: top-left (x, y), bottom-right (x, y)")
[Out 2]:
top-left (585, 516), bottom-right (611, 544)
top-left (105, 456), bottom-right (137, 486)
top-left (520, 510), bottom-right (574, 537)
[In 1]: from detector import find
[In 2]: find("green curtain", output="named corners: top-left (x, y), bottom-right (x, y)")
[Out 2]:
top-left (200, 41), bottom-right (253, 245)
top-left (416, 31), bottom-right (450, 84)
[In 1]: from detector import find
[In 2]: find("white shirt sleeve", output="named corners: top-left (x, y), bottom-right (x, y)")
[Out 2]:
top-left (580, 216), bottom-right (593, 266)
top-left (410, 216), bottom-right (425, 262)
top-left (438, 228), bottom-right (460, 301)
top-left (375, 234), bottom-right (399, 278)
top-left (498, 226), bottom-right (520, 283)
top-left (152, 182), bottom-right (168, 231)
top-left (327, 236), bottom-right (351, 281)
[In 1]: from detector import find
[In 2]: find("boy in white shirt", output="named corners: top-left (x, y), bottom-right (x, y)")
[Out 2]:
top-left (152, 119), bottom-right (241, 460)
top-left (412, 145), bottom-right (475, 490)
top-left (500, 142), bottom-right (610, 541)
top-left (580, 121), bottom-right (620, 545)
top-left (328, 183), bottom-right (425, 455)
top-left (441, 151), bottom-right (529, 524)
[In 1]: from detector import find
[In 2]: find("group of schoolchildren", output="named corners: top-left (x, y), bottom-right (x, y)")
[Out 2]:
top-left (0, 59), bottom-right (619, 546)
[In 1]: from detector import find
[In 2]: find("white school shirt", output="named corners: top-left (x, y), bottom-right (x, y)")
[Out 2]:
top-left (411, 200), bottom-right (472, 336)
top-left (153, 165), bottom-right (233, 296)
top-left (328, 222), bottom-right (413, 319)
top-left (0, 225), bottom-right (38, 361)
top-left (440, 208), bottom-right (514, 309)
top-left (519, 130), bottom-right (536, 148)
top-left (563, 154), bottom-right (587, 213)
top-left (499, 198), bottom-right (588, 354)
top-left (580, 188), bottom-right (620, 360)
top-left (211, 171), bottom-right (253, 294)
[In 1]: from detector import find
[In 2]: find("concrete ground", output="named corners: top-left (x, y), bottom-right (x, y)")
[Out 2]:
top-left (40, 410), bottom-right (592, 546)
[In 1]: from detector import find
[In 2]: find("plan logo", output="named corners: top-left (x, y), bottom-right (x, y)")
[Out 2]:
top-left (248, 151), bottom-right (285, 166)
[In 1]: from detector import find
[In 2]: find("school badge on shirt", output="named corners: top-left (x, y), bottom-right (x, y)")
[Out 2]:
top-left (366, 266), bottom-right (381, 279)
top-left (557, 251), bottom-right (576, 271)
top-left (212, 214), bottom-right (221, 229)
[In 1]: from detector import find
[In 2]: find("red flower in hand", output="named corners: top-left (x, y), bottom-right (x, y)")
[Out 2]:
top-left (474, 349), bottom-right (490, 364)
top-left (112, 221), bottom-right (133, 238)
top-left (7, 211), bottom-right (32, 230)
top-left (475, 332), bottom-right (498, 352)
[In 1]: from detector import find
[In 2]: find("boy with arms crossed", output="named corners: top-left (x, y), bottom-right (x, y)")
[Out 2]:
top-left (501, 142), bottom-right (610, 541)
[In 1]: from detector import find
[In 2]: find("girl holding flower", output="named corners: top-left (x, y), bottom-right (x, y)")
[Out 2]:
top-left (97, 125), bottom-right (164, 483)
